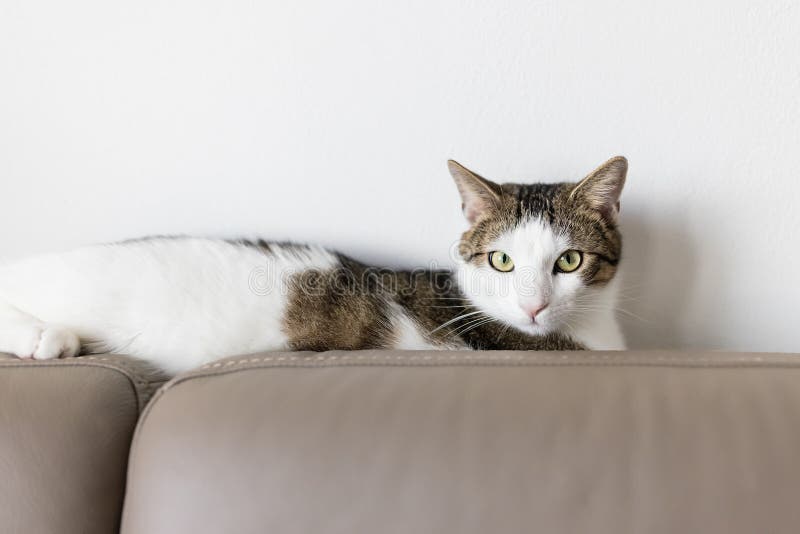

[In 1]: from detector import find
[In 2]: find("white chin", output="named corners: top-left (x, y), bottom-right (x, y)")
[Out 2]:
top-left (513, 322), bottom-right (552, 337)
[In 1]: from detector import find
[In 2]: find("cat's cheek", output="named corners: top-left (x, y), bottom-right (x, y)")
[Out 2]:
top-left (549, 277), bottom-right (583, 317)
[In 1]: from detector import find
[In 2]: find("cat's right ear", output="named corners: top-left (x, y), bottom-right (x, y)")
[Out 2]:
top-left (569, 156), bottom-right (628, 223)
top-left (447, 160), bottom-right (502, 224)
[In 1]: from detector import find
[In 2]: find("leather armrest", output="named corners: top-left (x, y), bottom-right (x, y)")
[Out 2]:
top-left (0, 354), bottom-right (168, 534)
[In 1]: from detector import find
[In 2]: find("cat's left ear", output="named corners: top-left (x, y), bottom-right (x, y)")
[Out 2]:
top-left (570, 156), bottom-right (628, 223)
top-left (448, 160), bottom-right (503, 224)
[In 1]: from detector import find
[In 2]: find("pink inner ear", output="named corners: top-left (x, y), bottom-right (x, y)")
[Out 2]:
top-left (597, 199), bottom-right (621, 222)
top-left (583, 175), bottom-right (625, 222)
top-left (464, 204), bottom-right (474, 222)
top-left (463, 199), bottom-right (487, 224)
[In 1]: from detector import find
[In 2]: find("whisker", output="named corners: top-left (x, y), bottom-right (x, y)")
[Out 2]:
top-left (568, 305), bottom-right (650, 322)
top-left (454, 317), bottom-right (497, 337)
top-left (430, 310), bottom-right (486, 334)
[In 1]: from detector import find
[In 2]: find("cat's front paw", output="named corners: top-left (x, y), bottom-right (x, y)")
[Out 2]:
top-left (10, 325), bottom-right (80, 360)
top-left (34, 326), bottom-right (80, 360)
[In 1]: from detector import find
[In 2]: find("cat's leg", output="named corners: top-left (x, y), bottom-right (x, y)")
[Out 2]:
top-left (0, 300), bottom-right (80, 360)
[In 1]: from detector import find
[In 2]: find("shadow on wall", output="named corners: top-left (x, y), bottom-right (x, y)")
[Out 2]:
top-left (616, 208), bottom-right (698, 350)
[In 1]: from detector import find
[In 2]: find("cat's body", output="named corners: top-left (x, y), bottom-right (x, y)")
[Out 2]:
top-left (0, 157), bottom-right (628, 373)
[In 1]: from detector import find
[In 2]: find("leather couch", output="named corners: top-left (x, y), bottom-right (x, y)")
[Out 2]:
top-left (2, 350), bottom-right (800, 533)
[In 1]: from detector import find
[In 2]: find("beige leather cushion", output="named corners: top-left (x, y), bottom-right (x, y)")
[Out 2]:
top-left (0, 354), bottom-right (167, 534)
top-left (123, 350), bottom-right (800, 534)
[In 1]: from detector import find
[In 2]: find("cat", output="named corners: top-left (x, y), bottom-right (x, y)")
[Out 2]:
top-left (0, 156), bottom-right (627, 374)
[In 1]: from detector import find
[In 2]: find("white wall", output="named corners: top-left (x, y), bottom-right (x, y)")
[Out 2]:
top-left (1, 1), bottom-right (798, 352)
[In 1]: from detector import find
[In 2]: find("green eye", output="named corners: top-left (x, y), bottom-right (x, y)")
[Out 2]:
top-left (488, 251), bottom-right (515, 272)
top-left (555, 250), bottom-right (583, 273)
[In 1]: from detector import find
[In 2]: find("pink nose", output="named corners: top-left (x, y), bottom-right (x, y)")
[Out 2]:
top-left (524, 304), bottom-right (548, 322)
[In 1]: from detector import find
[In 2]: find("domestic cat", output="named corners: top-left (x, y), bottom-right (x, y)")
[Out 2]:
top-left (0, 157), bottom-right (627, 374)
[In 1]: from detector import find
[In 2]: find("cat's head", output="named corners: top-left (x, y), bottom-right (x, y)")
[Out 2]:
top-left (450, 156), bottom-right (627, 338)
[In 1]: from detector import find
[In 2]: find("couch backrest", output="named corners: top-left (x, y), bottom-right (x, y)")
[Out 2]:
top-left (121, 350), bottom-right (800, 534)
